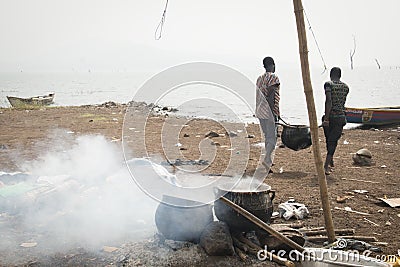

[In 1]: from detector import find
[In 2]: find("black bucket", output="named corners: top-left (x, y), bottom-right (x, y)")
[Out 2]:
top-left (281, 124), bottom-right (312, 151)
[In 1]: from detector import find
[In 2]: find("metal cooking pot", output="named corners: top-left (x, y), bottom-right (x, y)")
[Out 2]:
top-left (155, 195), bottom-right (213, 243)
top-left (214, 181), bottom-right (275, 233)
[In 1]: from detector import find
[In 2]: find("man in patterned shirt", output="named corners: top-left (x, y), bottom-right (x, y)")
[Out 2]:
top-left (256, 57), bottom-right (280, 173)
top-left (322, 67), bottom-right (349, 175)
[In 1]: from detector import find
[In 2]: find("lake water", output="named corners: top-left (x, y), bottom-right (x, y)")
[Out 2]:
top-left (1, 66), bottom-right (399, 125)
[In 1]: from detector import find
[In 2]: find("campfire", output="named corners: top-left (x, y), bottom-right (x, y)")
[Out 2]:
top-left (154, 179), bottom-right (390, 267)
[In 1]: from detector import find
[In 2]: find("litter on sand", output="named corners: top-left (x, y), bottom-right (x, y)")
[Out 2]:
top-left (334, 206), bottom-right (370, 216)
top-left (352, 190), bottom-right (369, 194)
top-left (379, 197), bottom-right (400, 208)
top-left (20, 242), bottom-right (37, 248)
top-left (278, 200), bottom-right (309, 220)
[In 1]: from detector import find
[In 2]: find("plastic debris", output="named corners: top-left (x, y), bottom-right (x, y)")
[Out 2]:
top-left (20, 242), bottom-right (37, 248)
top-left (335, 206), bottom-right (370, 216)
top-left (352, 190), bottom-right (368, 194)
top-left (278, 200), bottom-right (309, 220)
top-left (127, 158), bottom-right (182, 187)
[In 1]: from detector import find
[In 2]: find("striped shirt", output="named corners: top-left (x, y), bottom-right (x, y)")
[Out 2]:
top-left (256, 72), bottom-right (280, 119)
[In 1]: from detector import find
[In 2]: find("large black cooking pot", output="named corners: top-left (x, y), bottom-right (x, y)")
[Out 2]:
top-left (214, 181), bottom-right (275, 233)
top-left (155, 195), bottom-right (213, 243)
top-left (281, 124), bottom-right (312, 151)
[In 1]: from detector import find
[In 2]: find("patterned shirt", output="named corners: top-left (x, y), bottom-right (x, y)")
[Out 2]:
top-left (256, 72), bottom-right (280, 119)
top-left (324, 80), bottom-right (349, 117)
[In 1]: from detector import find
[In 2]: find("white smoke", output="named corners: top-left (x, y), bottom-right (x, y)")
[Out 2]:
top-left (0, 133), bottom-right (158, 261)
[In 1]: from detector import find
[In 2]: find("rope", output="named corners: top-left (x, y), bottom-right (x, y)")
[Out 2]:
top-left (155, 0), bottom-right (169, 40)
top-left (304, 9), bottom-right (328, 74)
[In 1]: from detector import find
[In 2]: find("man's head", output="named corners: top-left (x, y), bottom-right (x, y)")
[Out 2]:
top-left (263, 57), bottom-right (275, 72)
top-left (330, 67), bottom-right (341, 81)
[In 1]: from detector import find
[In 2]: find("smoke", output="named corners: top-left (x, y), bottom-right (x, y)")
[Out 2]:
top-left (0, 133), bottom-right (158, 262)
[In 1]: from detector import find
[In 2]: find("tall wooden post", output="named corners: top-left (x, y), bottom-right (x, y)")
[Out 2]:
top-left (292, 0), bottom-right (336, 243)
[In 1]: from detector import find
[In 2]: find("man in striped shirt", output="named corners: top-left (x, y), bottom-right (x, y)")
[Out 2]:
top-left (256, 57), bottom-right (280, 173)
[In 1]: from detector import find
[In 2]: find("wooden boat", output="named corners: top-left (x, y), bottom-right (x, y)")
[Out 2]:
top-left (6, 93), bottom-right (55, 108)
top-left (345, 106), bottom-right (400, 125)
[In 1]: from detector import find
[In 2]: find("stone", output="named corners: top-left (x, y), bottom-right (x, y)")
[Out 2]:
top-left (199, 221), bottom-right (235, 256)
top-left (352, 148), bottom-right (372, 166)
top-left (205, 131), bottom-right (220, 138)
top-left (228, 131), bottom-right (238, 137)
top-left (352, 154), bottom-right (372, 166)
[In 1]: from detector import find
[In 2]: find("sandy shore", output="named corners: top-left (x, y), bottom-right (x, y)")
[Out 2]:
top-left (0, 103), bottom-right (399, 266)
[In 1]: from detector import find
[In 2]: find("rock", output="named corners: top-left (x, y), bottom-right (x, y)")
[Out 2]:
top-left (247, 134), bottom-right (255, 138)
top-left (100, 101), bottom-right (118, 108)
top-left (0, 144), bottom-right (8, 150)
top-left (211, 141), bottom-right (220, 146)
top-left (161, 106), bottom-right (178, 112)
top-left (228, 131), bottom-right (238, 137)
top-left (356, 148), bottom-right (372, 158)
top-left (336, 196), bottom-right (348, 203)
top-left (352, 148), bottom-right (372, 166)
top-left (205, 131), bottom-right (219, 138)
top-left (164, 240), bottom-right (192, 251)
top-left (200, 222), bottom-right (235, 256)
top-left (183, 133), bottom-right (190, 137)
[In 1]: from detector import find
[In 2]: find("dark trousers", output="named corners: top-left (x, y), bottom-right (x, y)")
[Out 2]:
top-left (323, 116), bottom-right (346, 156)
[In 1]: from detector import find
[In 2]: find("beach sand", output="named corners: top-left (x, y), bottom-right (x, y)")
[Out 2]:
top-left (0, 103), bottom-right (399, 266)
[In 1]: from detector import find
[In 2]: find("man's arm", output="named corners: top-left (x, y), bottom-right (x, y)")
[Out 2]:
top-left (273, 84), bottom-right (280, 119)
top-left (323, 82), bottom-right (332, 126)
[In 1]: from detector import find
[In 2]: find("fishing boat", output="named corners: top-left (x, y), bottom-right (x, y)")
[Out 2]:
top-left (345, 106), bottom-right (400, 125)
top-left (6, 93), bottom-right (55, 108)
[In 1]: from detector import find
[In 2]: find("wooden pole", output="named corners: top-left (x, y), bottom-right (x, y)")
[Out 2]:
top-left (292, 0), bottom-right (336, 243)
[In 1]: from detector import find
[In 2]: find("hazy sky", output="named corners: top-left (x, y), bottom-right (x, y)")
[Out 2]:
top-left (1, 0), bottom-right (399, 72)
